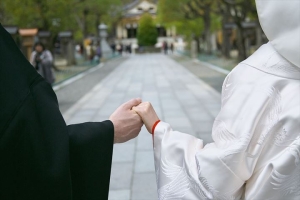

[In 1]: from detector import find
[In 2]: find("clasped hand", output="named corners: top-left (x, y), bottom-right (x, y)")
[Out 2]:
top-left (109, 98), bottom-right (159, 144)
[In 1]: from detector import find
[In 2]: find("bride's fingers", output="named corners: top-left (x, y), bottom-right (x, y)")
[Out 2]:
top-left (132, 102), bottom-right (154, 116)
top-left (130, 108), bottom-right (138, 115)
top-left (132, 106), bottom-right (142, 116)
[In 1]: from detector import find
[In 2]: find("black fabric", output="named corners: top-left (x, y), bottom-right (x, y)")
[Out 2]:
top-left (69, 122), bottom-right (114, 200)
top-left (0, 24), bottom-right (114, 199)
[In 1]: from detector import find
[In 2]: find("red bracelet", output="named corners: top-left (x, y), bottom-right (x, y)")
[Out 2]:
top-left (151, 120), bottom-right (161, 135)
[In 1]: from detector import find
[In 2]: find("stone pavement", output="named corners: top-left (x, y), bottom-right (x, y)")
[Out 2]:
top-left (61, 54), bottom-right (223, 200)
top-left (56, 57), bottom-right (127, 114)
top-left (172, 55), bottom-right (228, 93)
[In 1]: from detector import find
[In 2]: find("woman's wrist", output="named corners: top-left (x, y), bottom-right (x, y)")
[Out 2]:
top-left (151, 120), bottom-right (161, 135)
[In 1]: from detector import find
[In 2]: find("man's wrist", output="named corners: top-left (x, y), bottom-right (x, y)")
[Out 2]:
top-left (109, 120), bottom-right (118, 144)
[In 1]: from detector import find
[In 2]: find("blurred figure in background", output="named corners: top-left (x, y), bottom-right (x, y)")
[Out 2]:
top-left (95, 42), bottom-right (102, 63)
top-left (170, 43), bottom-right (174, 54)
top-left (30, 42), bottom-right (55, 84)
top-left (163, 41), bottom-right (168, 54)
top-left (126, 43), bottom-right (132, 54)
top-left (116, 43), bottom-right (123, 55)
top-left (85, 41), bottom-right (92, 61)
top-left (111, 42), bottom-right (116, 55)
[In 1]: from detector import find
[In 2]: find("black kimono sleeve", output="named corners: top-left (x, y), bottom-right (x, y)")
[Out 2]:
top-left (0, 78), bottom-right (114, 200)
top-left (68, 121), bottom-right (114, 200)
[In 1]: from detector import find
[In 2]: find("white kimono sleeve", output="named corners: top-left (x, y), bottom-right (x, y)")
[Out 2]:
top-left (153, 122), bottom-right (246, 200)
top-left (152, 67), bottom-right (262, 200)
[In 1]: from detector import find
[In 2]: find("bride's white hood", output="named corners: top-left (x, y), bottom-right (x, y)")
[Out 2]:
top-left (256, 0), bottom-right (300, 67)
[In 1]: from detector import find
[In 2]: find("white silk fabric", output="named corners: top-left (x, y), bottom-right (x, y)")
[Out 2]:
top-left (153, 43), bottom-right (300, 199)
top-left (256, 0), bottom-right (300, 67)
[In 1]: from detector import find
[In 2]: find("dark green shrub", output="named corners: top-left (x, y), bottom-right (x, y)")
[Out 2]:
top-left (137, 13), bottom-right (158, 46)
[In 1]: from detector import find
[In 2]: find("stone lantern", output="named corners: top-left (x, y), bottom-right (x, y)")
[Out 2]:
top-left (98, 23), bottom-right (112, 59)
top-left (99, 23), bottom-right (108, 38)
top-left (58, 31), bottom-right (75, 65)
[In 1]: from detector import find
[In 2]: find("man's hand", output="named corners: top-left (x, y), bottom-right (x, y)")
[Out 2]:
top-left (132, 102), bottom-right (159, 133)
top-left (109, 98), bottom-right (143, 143)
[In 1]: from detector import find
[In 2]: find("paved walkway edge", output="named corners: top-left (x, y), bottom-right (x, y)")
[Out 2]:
top-left (193, 59), bottom-right (230, 75)
top-left (177, 60), bottom-right (221, 100)
top-left (174, 52), bottom-right (230, 75)
top-left (53, 63), bottom-right (104, 92)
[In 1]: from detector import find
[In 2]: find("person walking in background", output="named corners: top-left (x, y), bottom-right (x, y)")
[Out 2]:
top-left (116, 43), bottom-right (123, 55)
top-left (170, 43), bottom-right (174, 54)
top-left (30, 42), bottom-right (55, 84)
top-left (95, 42), bottom-right (102, 63)
top-left (163, 41), bottom-right (168, 55)
top-left (85, 41), bottom-right (92, 61)
top-left (111, 42), bottom-right (116, 55)
top-left (126, 43), bottom-right (132, 54)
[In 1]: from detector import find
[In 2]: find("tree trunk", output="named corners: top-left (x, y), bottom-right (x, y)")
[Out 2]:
top-left (195, 36), bottom-right (200, 54)
top-left (256, 23), bottom-right (263, 49)
top-left (236, 26), bottom-right (247, 61)
top-left (221, 4), bottom-right (231, 58)
top-left (222, 29), bottom-right (231, 58)
top-left (83, 8), bottom-right (89, 38)
top-left (95, 13), bottom-right (100, 38)
top-left (203, 6), bottom-right (212, 54)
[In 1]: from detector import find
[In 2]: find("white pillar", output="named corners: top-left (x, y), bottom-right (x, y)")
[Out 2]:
top-left (211, 32), bottom-right (217, 51)
top-left (172, 26), bottom-right (176, 36)
top-left (166, 28), bottom-right (171, 37)
top-left (123, 27), bottom-right (128, 39)
top-left (191, 40), bottom-right (197, 58)
top-left (117, 25), bottom-right (123, 39)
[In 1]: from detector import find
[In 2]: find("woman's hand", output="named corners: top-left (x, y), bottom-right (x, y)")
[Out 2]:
top-left (132, 102), bottom-right (160, 133)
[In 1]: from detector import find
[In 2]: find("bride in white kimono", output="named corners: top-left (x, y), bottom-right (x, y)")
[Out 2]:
top-left (133, 0), bottom-right (300, 199)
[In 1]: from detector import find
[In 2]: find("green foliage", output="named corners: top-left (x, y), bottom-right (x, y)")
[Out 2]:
top-left (174, 19), bottom-right (204, 40)
top-left (0, 0), bottom-right (72, 32)
top-left (137, 13), bottom-right (158, 46)
top-left (157, 0), bottom-right (201, 41)
top-left (210, 13), bottom-right (221, 31)
top-left (157, 0), bottom-right (189, 23)
top-left (0, 0), bottom-right (123, 40)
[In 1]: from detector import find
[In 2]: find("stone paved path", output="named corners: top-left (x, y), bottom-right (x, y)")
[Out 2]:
top-left (62, 54), bottom-right (223, 200)
top-left (172, 55), bottom-right (228, 93)
top-left (56, 57), bottom-right (127, 113)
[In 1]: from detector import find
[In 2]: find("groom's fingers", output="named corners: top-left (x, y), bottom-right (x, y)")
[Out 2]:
top-left (123, 98), bottom-right (142, 110)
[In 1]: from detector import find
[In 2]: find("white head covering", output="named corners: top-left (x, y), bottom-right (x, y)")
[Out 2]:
top-left (256, 0), bottom-right (300, 67)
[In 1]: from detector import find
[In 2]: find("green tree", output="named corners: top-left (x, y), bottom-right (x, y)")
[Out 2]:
top-left (158, 0), bottom-right (258, 60)
top-left (222, 0), bottom-right (257, 60)
top-left (157, 0), bottom-right (220, 54)
top-left (0, 0), bottom-right (73, 32)
top-left (71, 0), bottom-right (122, 39)
top-left (0, 0), bottom-right (123, 41)
top-left (137, 13), bottom-right (158, 46)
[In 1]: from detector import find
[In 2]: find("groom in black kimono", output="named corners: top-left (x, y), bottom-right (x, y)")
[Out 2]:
top-left (0, 24), bottom-right (143, 200)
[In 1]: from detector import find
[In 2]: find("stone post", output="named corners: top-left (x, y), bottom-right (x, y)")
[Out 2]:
top-left (98, 23), bottom-right (113, 59)
top-left (58, 31), bottom-right (75, 66)
top-left (191, 40), bottom-right (197, 59)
